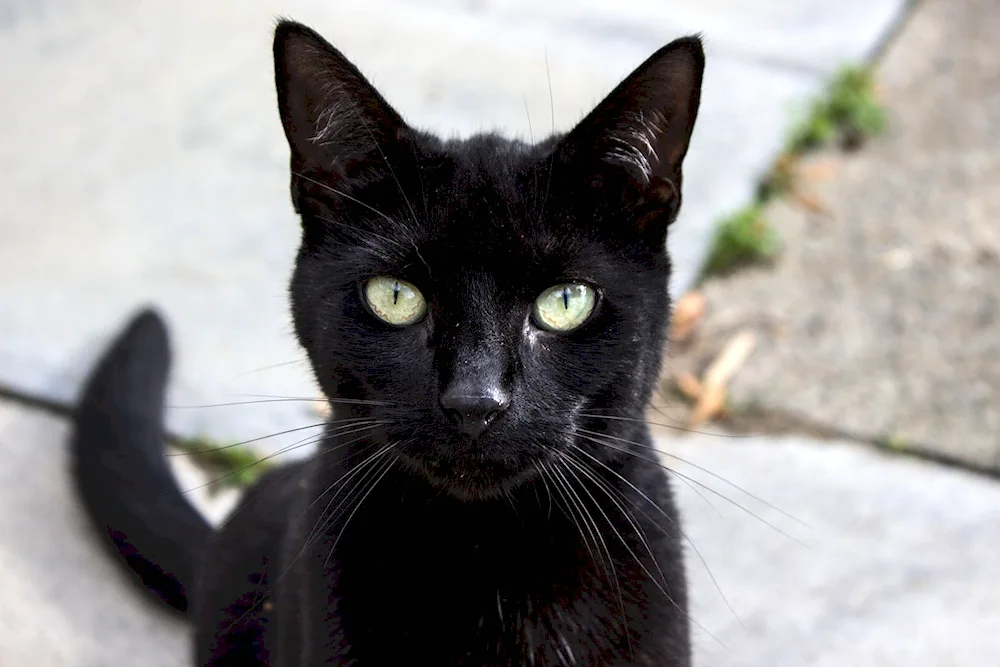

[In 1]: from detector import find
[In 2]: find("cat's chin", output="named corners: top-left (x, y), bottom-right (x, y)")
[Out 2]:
top-left (396, 452), bottom-right (537, 502)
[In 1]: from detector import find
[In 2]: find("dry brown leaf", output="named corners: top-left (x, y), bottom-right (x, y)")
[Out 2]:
top-left (798, 157), bottom-right (840, 183)
top-left (675, 372), bottom-right (703, 400)
top-left (791, 189), bottom-right (829, 215)
top-left (689, 329), bottom-right (757, 427)
top-left (670, 291), bottom-right (706, 342)
top-left (703, 329), bottom-right (756, 387)
top-left (689, 383), bottom-right (726, 428)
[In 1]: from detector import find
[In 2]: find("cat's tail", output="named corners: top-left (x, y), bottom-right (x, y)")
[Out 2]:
top-left (71, 308), bottom-right (213, 615)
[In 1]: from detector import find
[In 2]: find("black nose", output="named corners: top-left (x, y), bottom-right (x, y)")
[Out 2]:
top-left (440, 392), bottom-right (507, 439)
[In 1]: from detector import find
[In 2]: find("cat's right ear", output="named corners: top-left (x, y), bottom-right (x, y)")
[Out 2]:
top-left (273, 20), bottom-right (407, 201)
top-left (556, 36), bottom-right (704, 251)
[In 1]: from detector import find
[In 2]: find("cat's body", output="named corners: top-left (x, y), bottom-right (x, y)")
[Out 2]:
top-left (72, 20), bottom-right (704, 666)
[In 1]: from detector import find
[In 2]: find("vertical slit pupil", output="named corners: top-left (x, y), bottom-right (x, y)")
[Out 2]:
top-left (562, 287), bottom-right (570, 310)
top-left (393, 282), bottom-right (400, 305)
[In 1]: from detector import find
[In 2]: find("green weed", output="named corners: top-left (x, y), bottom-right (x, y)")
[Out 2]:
top-left (700, 205), bottom-right (780, 279)
top-left (172, 435), bottom-right (274, 488)
top-left (787, 65), bottom-right (887, 153)
top-left (699, 65), bottom-right (886, 278)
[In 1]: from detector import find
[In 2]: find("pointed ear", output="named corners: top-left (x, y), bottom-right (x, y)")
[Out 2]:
top-left (558, 36), bottom-right (704, 247)
top-left (273, 21), bottom-right (407, 194)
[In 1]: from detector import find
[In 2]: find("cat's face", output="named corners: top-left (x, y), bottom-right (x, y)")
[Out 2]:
top-left (274, 21), bottom-right (703, 500)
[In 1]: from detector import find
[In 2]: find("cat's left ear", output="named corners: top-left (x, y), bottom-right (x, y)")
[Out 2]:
top-left (558, 36), bottom-right (704, 248)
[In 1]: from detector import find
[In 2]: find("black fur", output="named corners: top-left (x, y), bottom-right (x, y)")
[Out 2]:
top-left (72, 309), bottom-right (211, 613)
top-left (72, 19), bottom-right (705, 665)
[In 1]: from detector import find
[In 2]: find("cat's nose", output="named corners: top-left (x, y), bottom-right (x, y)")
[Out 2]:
top-left (439, 391), bottom-right (508, 439)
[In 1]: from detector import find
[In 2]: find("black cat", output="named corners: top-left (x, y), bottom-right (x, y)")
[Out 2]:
top-left (72, 19), bottom-right (704, 666)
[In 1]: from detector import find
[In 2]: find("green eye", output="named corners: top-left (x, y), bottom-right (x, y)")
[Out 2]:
top-left (533, 283), bottom-right (597, 332)
top-left (364, 276), bottom-right (427, 326)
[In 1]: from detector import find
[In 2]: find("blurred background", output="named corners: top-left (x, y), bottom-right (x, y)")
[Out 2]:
top-left (2, 0), bottom-right (998, 665)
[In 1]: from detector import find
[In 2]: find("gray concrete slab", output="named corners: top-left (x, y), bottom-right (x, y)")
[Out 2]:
top-left (0, 0), bottom-right (906, 452)
top-left (401, 0), bottom-right (910, 75)
top-left (4, 401), bottom-right (997, 665)
top-left (658, 430), bottom-right (1000, 667)
top-left (670, 0), bottom-right (1000, 471)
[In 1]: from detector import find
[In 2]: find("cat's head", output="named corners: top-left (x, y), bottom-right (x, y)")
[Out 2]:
top-left (274, 21), bottom-right (703, 500)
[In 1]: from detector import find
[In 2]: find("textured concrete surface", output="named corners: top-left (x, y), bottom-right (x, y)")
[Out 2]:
top-left (0, 0), bottom-right (906, 453)
top-left (662, 430), bottom-right (1000, 667)
top-left (670, 0), bottom-right (1000, 471)
top-left (3, 401), bottom-right (998, 666)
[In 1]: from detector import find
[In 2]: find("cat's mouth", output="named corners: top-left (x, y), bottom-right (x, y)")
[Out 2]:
top-left (396, 449), bottom-right (541, 501)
